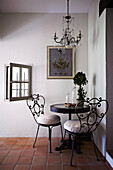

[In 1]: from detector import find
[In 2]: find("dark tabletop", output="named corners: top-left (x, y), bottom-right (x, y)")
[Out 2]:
top-left (50, 103), bottom-right (90, 114)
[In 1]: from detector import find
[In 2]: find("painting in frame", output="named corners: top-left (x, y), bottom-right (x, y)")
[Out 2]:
top-left (47, 46), bottom-right (75, 79)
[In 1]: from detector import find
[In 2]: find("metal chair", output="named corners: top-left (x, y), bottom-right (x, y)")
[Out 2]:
top-left (63, 97), bottom-right (109, 166)
top-left (26, 94), bottom-right (63, 153)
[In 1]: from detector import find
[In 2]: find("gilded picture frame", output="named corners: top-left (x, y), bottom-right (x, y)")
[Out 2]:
top-left (47, 46), bottom-right (75, 79)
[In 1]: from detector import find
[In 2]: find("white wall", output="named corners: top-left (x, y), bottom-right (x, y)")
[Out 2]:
top-left (88, 0), bottom-right (106, 156)
top-left (0, 13), bottom-right (88, 137)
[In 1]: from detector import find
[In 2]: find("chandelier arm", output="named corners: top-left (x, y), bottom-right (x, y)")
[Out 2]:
top-left (54, 37), bottom-right (64, 44)
top-left (70, 37), bottom-right (76, 43)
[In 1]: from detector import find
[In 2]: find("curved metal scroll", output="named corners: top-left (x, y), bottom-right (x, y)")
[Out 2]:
top-left (26, 94), bottom-right (45, 124)
top-left (76, 97), bottom-right (109, 133)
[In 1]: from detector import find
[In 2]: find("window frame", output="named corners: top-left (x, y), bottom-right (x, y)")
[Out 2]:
top-left (6, 63), bottom-right (32, 101)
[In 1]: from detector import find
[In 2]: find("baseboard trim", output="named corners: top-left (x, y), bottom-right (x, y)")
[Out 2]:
top-left (94, 142), bottom-right (112, 169)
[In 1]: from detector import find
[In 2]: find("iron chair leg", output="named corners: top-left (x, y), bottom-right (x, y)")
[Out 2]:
top-left (70, 135), bottom-right (75, 166)
top-left (49, 126), bottom-right (52, 153)
top-left (33, 124), bottom-right (40, 147)
top-left (60, 124), bottom-right (64, 142)
top-left (60, 130), bottom-right (67, 153)
top-left (91, 133), bottom-right (99, 161)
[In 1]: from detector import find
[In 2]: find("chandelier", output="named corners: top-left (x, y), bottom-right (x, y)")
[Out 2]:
top-left (53, 0), bottom-right (82, 48)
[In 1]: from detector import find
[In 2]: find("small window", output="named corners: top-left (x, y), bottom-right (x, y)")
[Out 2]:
top-left (6, 63), bottom-right (32, 101)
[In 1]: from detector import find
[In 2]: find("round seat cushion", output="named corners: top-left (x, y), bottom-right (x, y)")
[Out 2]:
top-left (37, 114), bottom-right (60, 125)
top-left (64, 120), bottom-right (88, 133)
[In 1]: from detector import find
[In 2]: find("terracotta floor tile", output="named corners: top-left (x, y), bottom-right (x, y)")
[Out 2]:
top-left (0, 157), bottom-right (5, 164)
top-left (26, 140), bottom-right (34, 145)
top-left (62, 156), bottom-right (76, 165)
top-left (92, 165), bottom-right (110, 170)
top-left (52, 137), bottom-right (60, 141)
top-left (0, 165), bottom-right (15, 170)
top-left (0, 141), bottom-right (5, 145)
top-left (27, 137), bottom-right (35, 141)
top-left (7, 150), bottom-right (22, 157)
top-left (0, 150), bottom-right (10, 164)
top-left (14, 164), bottom-right (30, 170)
top-left (17, 137), bottom-right (29, 141)
top-left (38, 140), bottom-right (48, 146)
top-left (15, 141), bottom-right (27, 145)
top-left (37, 144), bottom-right (48, 150)
top-left (0, 150), bottom-right (10, 157)
top-left (36, 145), bottom-right (48, 150)
top-left (74, 152), bottom-right (95, 158)
top-left (76, 157), bottom-right (91, 164)
top-left (63, 164), bottom-right (78, 170)
top-left (4, 141), bottom-right (16, 145)
top-left (32, 156), bottom-right (47, 164)
top-left (48, 150), bottom-right (61, 156)
top-left (89, 157), bottom-right (106, 165)
top-left (24, 145), bottom-right (36, 151)
top-left (12, 145), bottom-right (25, 150)
top-left (61, 149), bottom-right (72, 157)
top-left (38, 137), bottom-right (48, 141)
top-left (21, 150), bottom-right (34, 157)
top-left (0, 137), bottom-right (111, 170)
top-left (78, 165), bottom-right (93, 170)
top-left (7, 137), bottom-right (18, 141)
top-left (0, 144), bottom-right (13, 150)
top-left (35, 150), bottom-right (48, 156)
top-left (0, 138), bottom-right (8, 141)
top-left (17, 155), bottom-right (33, 164)
top-left (48, 156), bottom-right (61, 164)
top-left (47, 164), bottom-right (62, 170)
top-left (2, 155), bottom-right (20, 164)
top-left (52, 141), bottom-right (61, 146)
top-left (31, 164), bottom-right (46, 170)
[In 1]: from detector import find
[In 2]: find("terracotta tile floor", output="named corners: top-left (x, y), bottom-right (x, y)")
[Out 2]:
top-left (0, 137), bottom-right (111, 170)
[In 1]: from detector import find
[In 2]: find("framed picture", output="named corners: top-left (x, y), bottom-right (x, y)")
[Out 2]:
top-left (47, 46), bottom-right (75, 79)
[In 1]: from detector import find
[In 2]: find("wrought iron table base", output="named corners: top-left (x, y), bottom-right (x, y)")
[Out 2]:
top-left (55, 130), bottom-right (88, 154)
top-left (55, 138), bottom-right (82, 154)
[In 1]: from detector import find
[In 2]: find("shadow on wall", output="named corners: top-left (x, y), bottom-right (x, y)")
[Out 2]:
top-left (90, 0), bottom-right (100, 50)
top-left (0, 13), bottom-right (46, 39)
top-left (92, 73), bottom-right (96, 98)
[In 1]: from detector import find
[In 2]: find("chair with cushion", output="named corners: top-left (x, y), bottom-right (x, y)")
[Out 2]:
top-left (63, 97), bottom-right (109, 166)
top-left (26, 94), bottom-right (63, 153)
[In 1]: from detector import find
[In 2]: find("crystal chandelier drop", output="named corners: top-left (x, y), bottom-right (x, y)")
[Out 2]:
top-left (54, 0), bottom-right (82, 48)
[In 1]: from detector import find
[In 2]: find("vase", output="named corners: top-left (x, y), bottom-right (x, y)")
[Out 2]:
top-left (71, 86), bottom-right (76, 105)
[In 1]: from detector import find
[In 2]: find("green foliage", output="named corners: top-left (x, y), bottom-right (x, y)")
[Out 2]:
top-left (78, 86), bottom-right (87, 100)
top-left (73, 71), bottom-right (88, 86)
top-left (73, 71), bottom-right (88, 100)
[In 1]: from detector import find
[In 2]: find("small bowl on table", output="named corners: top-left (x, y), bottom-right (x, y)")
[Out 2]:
top-left (65, 103), bottom-right (71, 107)
top-left (71, 103), bottom-right (76, 107)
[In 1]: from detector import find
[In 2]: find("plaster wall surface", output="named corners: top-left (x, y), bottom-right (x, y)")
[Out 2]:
top-left (88, 0), bottom-right (106, 156)
top-left (0, 13), bottom-right (88, 137)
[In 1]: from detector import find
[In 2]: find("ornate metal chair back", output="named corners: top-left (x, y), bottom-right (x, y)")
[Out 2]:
top-left (26, 94), bottom-right (45, 124)
top-left (76, 97), bottom-right (109, 133)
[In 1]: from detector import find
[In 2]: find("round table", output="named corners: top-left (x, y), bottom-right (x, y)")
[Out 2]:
top-left (50, 103), bottom-right (90, 120)
top-left (50, 103), bottom-right (90, 151)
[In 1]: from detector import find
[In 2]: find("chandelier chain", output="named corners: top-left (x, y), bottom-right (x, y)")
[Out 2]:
top-left (53, 0), bottom-right (82, 48)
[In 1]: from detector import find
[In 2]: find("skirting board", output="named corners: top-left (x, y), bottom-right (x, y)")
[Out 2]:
top-left (106, 152), bottom-right (113, 168)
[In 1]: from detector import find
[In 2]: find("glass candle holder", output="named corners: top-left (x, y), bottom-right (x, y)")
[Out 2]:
top-left (71, 86), bottom-right (76, 104)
